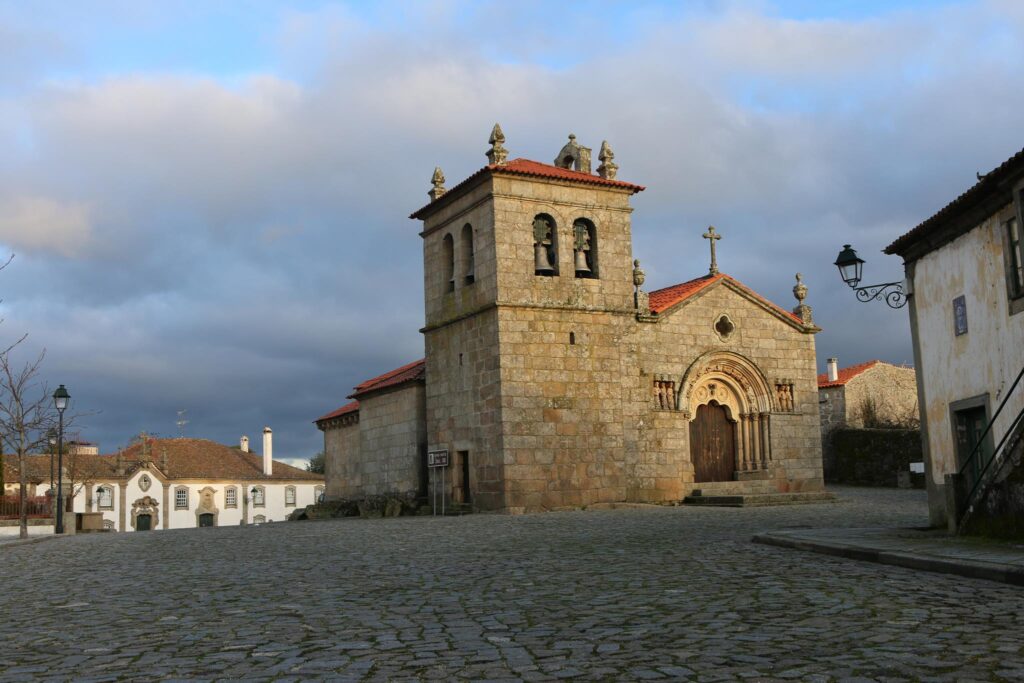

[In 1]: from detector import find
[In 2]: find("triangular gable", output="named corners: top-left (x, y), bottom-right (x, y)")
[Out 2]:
top-left (648, 273), bottom-right (810, 331)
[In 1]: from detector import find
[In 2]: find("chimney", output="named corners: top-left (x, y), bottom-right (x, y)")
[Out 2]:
top-left (240, 435), bottom-right (249, 452)
top-left (827, 358), bottom-right (839, 383)
top-left (262, 427), bottom-right (272, 476)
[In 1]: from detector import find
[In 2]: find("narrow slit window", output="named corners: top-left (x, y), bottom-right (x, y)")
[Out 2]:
top-left (442, 233), bottom-right (455, 292)
top-left (461, 224), bottom-right (475, 285)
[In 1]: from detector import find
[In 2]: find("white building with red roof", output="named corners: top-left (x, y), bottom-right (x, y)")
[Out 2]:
top-left (317, 127), bottom-right (826, 511)
top-left (48, 434), bottom-right (324, 532)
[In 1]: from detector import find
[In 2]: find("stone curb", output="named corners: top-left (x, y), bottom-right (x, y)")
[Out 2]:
top-left (0, 534), bottom-right (62, 549)
top-left (752, 531), bottom-right (1024, 587)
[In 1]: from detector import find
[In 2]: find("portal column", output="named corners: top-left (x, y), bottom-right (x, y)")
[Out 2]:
top-left (750, 413), bottom-right (761, 470)
top-left (760, 412), bottom-right (772, 465)
top-left (736, 414), bottom-right (748, 471)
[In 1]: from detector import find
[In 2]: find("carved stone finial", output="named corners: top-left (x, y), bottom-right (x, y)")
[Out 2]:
top-left (792, 273), bottom-right (813, 324)
top-left (160, 447), bottom-right (169, 473)
top-left (554, 133), bottom-right (592, 173)
top-left (428, 166), bottom-right (446, 201)
top-left (597, 140), bottom-right (618, 180)
top-left (793, 272), bottom-right (807, 304)
top-left (632, 259), bottom-right (646, 288)
top-left (633, 259), bottom-right (649, 313)
top-left (486, 123), bottom-right (508, 165)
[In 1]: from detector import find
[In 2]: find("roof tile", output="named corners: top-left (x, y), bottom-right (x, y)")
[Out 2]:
top-left (817, 360), bottom-right (882, 388)
top-left (648, 273), bottom-right (804, 324)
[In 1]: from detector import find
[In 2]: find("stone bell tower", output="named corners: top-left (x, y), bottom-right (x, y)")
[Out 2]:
top-left (410, 125), bottom-right (645, 512)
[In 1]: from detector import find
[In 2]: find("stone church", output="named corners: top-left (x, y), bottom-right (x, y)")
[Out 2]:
top-left (317, 126), bottom-right (825, 512)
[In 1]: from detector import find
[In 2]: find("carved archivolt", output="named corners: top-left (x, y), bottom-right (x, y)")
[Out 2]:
top-left (679, 350), bottom-right (775, 416)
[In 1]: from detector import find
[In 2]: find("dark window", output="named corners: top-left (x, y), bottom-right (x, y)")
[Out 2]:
top-left (572, 218), bottom-right (598, 278)
top-left (1007, 218), bottom-right (1023, 299)
top-left (533, 214), bottom-right (558, 276)
top-left (461, 224), bottom-right (475, 285)
top-left (442, 233), bottom-right (455, 292)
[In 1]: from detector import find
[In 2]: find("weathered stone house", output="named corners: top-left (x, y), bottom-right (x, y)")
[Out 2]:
top-left (318, 127), bottom-right (826, 513)
top-left (818, 358), bottom-right (918, 433)
top-left (816, 358), bottom-right (920, 484)
top-left (885, 145), bottom-right (1024, 534)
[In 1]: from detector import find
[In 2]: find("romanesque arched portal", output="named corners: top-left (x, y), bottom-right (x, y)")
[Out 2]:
top-left (679, 351), bottom-right (775, 480)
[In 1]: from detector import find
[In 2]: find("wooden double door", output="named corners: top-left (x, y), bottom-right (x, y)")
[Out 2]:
top-left (690, 401), bottom-right (737, 483)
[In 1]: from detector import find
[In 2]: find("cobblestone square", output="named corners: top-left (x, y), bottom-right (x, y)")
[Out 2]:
top-left (3, 487), bottom-right (1023, 681)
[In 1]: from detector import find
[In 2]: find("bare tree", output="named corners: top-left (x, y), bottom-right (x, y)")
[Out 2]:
top-left (0, 350), bottom-right (57, 539)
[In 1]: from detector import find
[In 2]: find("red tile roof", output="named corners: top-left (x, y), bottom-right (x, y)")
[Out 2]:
top-left (647, 273), bottom-right (804, 324)
top-left (349, 358), bottom-right (426, 399)
top-left (411, 158), bottom-right (644, 219)
top-left (817, 360), bottom-right (882, 388)
top-left (112, 439), bottom-right (322, 481)
top-left (7, 440), bottom-right (322, 483)
top-left (315, 400), bottom-right (359, 424)
top-left (886, 146), bottom-right (1024, 258)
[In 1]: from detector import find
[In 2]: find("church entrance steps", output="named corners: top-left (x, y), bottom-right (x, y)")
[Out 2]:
top-left (683, 491), bottom-right (836, 507)
top-left (687, 479), bottom-right (778, 496)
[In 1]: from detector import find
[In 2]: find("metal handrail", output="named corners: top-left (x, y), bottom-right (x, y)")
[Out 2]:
top-left (957, 363), bottom-right (1024, 521)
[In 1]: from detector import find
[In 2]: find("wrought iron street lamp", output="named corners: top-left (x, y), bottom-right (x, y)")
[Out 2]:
top-left (833, 244), bottom-right (907, 309)
top-left (52, 385), bottom-right (69, 534)
top-left (47, 428), bottom-right (56, 499)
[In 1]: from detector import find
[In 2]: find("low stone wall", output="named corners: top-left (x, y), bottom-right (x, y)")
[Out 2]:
top-left (828, 428), bottom-right (924, 488)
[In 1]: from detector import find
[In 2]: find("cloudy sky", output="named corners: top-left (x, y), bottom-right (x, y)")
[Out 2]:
top-left (1, 0), bottom-right (1022, 465)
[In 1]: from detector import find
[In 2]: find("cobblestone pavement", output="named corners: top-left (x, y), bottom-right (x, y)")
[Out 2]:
top-left (3, 487), bottom-right (1023, 682)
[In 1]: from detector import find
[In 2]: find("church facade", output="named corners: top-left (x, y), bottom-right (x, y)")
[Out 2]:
top-left (318, 127), bottom-right (824, 513)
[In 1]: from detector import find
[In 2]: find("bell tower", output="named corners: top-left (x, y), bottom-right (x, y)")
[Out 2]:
top-left (410, 125), bottom-right (645, 512)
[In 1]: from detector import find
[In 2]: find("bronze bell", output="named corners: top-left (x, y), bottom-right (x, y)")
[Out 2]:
top-left (535, 243), bottom-right (554, 274)
top-left (574, 249), bottom-right (591, 274)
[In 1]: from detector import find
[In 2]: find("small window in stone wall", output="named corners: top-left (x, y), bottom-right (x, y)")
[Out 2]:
top-left (175, 486), bottom-right (189, 510)
top-left (714, 314), bottom-right (735, 341)
top-left (461, 223), bottom-right (475, 285)
top-left (443, 233), bottom-right (455, 292)
top-left (285, 486), bottom-right (296, 507)
top-left (654, 376), bottom-right (676, 410)
top-left (225, 487), bottom-right (238, 508)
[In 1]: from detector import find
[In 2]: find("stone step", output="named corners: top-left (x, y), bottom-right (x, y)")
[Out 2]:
top-left (682, 491), bottom-right (836, 507)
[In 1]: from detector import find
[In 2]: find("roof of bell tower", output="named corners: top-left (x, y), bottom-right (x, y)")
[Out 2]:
top-left (410, 157), bottom-right (645, 220)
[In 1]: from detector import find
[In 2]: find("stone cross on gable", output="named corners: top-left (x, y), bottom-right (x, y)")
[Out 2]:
top-left (703, 225), bottom-right (722, 275)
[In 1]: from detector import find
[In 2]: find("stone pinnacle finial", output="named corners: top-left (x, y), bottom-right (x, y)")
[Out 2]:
top-left (792, 273), bottom-right (813, 324)
top-left (633, 259), bottom-right (649, 313)
top-left (597, 140), bottom-right (618, 180)
top-left (486, 123), bottom-right (508, 165)
top-left (428, 166), bottom-right (446, 201)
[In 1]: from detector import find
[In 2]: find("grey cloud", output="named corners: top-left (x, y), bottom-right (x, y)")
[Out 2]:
top-left (0, 1), bottom-right (1020, 458)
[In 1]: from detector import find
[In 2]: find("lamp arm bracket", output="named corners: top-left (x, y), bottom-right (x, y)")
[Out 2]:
top-left (853, 281), bottom-right (908, 309)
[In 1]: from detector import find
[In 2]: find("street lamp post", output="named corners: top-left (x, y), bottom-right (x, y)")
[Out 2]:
top-left (833, 244), bottom-right (907, 309)
top-left (52, 385), bottom-right (69, 534)
top-left (47, 428), bottom-right (56, 500)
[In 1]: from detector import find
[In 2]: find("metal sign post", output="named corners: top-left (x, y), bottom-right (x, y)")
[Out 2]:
top-left (427, 450), bottom-right (450, 516)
